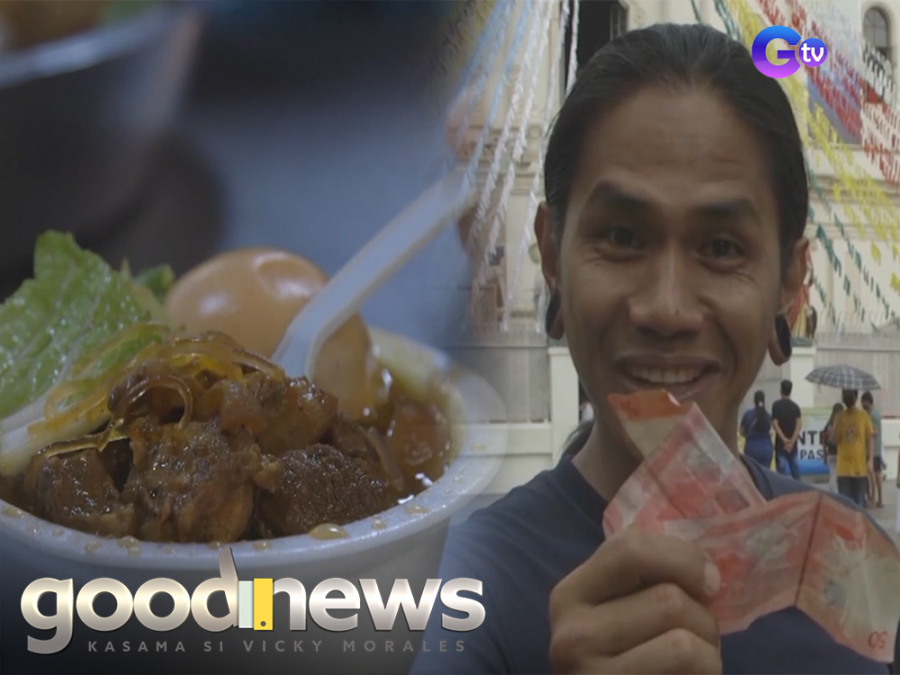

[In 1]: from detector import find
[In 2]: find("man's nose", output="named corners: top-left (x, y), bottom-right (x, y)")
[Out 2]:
top-left (627, 249), bottom-right (704, 338)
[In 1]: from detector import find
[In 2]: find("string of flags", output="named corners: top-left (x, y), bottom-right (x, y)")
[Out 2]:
top-left (713, 0), bottom-right (900, 330)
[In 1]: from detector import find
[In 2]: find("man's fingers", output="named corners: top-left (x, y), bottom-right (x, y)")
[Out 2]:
top-left (611, 628), bottom-right (723, 675)
top-left (551, 530), bottom-right (720, 610)
top-left (548, 583), bottom-right (720, 672)
top-left (590, 583), bottom-right (720, 655)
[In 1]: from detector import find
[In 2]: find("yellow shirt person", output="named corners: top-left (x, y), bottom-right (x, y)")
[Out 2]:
top-left (833, 405), bottom-right (874, 478)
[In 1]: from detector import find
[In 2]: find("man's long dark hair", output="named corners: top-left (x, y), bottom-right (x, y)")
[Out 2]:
top-left (544, 23), bottom-right (808, 263)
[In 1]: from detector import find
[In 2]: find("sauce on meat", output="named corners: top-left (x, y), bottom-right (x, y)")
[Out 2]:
top-left (0, 331), bottom-right (453, 544)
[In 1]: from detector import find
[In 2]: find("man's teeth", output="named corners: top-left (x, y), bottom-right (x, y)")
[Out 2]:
top-left (629, 367), bottom-right (703, 384)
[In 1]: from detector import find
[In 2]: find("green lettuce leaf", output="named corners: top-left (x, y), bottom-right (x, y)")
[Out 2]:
top-left (0, 232), bottom-right (171, 475)
top-left (134, 264), bottom-right (175, 303)
top-left (120, 261), bottom-right (174, 323)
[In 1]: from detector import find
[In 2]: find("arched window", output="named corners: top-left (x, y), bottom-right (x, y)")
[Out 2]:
top-left (865, 7), bottom-right (891, 61)
top-left (864, 7), bottom-right (893, 103)
top-left (563, 0), bottom-right (628, 90)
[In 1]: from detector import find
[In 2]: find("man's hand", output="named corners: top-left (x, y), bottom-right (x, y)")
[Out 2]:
top-left (549, 529), bottom-right (723, 674)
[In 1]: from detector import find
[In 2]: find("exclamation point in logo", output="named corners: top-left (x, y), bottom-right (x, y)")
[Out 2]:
top-left (238, 579), bottom-right (274, 631)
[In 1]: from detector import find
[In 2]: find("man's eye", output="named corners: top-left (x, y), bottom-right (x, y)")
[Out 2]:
top-left (599, 227), bottom-right (640, 249)
top-left (702, 238), bottom-right (743, 259)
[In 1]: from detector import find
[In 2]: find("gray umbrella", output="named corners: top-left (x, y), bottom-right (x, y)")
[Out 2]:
top-left (805, 365), bottom-right (881, 391)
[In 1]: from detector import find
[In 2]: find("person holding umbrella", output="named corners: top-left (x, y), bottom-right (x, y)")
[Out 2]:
top-left (805, 365), bottom-right (882, 507)
top-left (830, 389), bottom-right (875, 507)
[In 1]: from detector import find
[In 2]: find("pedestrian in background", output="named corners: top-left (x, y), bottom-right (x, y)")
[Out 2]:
top-left (832, 388), bottom-right (874, 507)
top-left (821, 402), bottom-right (843, 494)
top-left (740, 390), bottom-right (774, 469)
top-left (861, 391), bottom-right (884, 508)
top-left (772, 379), bottom-right (802, 479)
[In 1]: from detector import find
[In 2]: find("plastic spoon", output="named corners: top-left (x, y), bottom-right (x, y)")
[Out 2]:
top-left (272, 165), bottom-right (475, 378)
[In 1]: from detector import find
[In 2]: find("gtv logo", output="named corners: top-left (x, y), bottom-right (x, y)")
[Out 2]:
top-left (752, 25), bottom-right (828, 78)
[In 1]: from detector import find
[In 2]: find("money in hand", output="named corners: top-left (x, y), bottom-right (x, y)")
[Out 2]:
top-left (604, 390), bottom-right (900, 663)
top-left (604, 392), bottom-right (766, 536)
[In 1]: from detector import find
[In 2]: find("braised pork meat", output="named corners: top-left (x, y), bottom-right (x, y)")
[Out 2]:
top-left (0, 332), bottom-right (454, 544)
top-left (22, 449), bottom-right (136, 538)
top-left (256, 444), bottom-right (394, 538)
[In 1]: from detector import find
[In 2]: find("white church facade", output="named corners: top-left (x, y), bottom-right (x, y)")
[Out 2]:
top-left (468, 0), bottom-right (900, 494)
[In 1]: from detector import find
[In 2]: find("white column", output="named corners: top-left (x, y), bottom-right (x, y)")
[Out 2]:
top-left (784, 345), bottom-right (817, 408)
top-left (884, 419), bottom-right (899, 484)
top-left (549, 346), bottom-right (580, 464)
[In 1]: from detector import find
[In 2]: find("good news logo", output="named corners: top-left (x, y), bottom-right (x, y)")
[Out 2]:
top-left (21, 548), bottom-right (485, 654)
top-left (752, 25), bottom-right (829, 78)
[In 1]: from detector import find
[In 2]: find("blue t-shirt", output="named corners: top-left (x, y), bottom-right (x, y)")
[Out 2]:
top-left (741, 407), bottom-right (773, 447)
top-left (411, 453), bottom-right (896, 674)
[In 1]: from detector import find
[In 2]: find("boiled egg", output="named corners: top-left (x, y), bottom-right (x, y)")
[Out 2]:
top-left (164, 248), bottom-right (387, 421)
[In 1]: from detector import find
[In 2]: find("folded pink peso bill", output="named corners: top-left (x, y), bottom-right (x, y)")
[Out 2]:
top-left (604, 391), bottom-right (765, 536)
top-left (662, 492), bottom-right (900, 662)
top-left (604, 390), bottom-right (900, 662)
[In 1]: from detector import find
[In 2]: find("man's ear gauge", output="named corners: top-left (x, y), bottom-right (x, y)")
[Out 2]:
top-left (768, 314), bottom-right (793, 365)
top-left (545, 291), bottom-right (564, 339)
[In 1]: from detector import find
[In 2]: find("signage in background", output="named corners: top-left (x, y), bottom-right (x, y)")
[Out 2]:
top-left (737, 407), bottom-right (831, 478)
top-left (795, 408), bottom-right (832, 478)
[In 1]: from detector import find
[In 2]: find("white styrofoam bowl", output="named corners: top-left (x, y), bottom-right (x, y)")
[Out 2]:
top-left (0, 327), bottom-right (507, 580)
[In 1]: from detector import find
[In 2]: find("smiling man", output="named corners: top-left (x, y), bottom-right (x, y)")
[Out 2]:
top-left (411, 23), bottom-right (897, 675)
